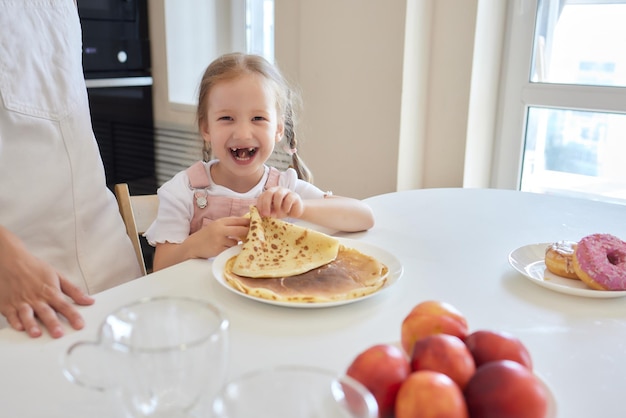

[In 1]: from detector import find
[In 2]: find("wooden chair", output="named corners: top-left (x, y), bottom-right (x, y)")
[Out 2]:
top-left (114, 183), bottom-right (159, 276)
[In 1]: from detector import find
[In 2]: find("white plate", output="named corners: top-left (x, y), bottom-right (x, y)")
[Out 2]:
top-left (508, 243), bottom-right (626, 298)
top-left (211, 237), bottom-right (403, 308)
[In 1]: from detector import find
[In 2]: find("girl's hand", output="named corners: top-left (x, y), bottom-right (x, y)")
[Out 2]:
top-left (191, 216), bottom-right (250, 258)
top-left (257, 187), bottom-right (304, 219)
top-left (153, 216), bottom-right (250, 271)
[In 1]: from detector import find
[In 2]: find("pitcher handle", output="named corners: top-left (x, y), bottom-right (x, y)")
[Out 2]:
top-left (62, 340), bottom-right (115, 391)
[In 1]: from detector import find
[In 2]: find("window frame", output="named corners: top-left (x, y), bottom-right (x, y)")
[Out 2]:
top-left (492, 0), bottom-right (626, 191)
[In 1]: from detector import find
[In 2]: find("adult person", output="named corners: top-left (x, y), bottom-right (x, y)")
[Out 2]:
top-left (0, 0), bottom-right (142, 339)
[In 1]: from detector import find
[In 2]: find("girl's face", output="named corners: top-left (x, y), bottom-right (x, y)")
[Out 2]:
top-left (201, 73), bottom-right (284, 190)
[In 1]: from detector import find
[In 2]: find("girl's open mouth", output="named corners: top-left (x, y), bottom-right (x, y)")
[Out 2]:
top-left (230, 147), bottom-right (258, 160)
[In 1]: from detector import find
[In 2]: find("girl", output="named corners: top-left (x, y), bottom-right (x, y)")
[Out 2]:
top-left (145, 53), bottom-right (374, 271)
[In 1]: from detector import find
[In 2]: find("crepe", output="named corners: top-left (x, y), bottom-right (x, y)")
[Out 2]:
top-left (232, 206), bottom-right (341, 278)
top-left (224, 245), bottom-right (389, 303)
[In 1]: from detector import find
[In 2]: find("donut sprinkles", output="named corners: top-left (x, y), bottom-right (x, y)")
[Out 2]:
top-left (573, 233), bottom-right (626, 291)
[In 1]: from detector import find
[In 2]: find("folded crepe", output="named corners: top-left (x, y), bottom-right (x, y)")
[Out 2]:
top-left (231, 206), bottom-right (341, 278)
top-left (224, 206), bottom-right (388, 303)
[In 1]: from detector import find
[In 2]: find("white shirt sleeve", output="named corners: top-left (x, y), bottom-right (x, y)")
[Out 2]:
top-left (144, 170), bottom-right (195, 245)
top-left (279, 168), bottom-right (326, 199)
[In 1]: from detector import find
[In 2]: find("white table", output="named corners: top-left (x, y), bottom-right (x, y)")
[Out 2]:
top-left (2, 188), bottom-right (626, 417)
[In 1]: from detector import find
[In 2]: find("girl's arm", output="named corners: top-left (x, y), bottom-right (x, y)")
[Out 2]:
top-left (299, 195), bottom-right (375, 232)
top-left (256, 187), bottom-right (374, 232)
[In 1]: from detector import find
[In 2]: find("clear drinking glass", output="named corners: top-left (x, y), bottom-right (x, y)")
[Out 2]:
top-left (209, 365), bottom-right (378, 418)
top-left (63, 297), bottom-right (229, 418)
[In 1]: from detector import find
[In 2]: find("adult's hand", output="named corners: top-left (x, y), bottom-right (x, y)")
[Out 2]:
top-left (0, 227), bottom-right (94, 338)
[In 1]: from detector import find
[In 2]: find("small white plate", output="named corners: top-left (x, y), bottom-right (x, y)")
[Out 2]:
top-left (211, 237), bottom-right (403, 308)
top-left (508, 243), bottom-right (626, 298)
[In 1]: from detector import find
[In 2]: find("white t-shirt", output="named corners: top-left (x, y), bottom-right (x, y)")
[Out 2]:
top-left (0, 1), bottom-right (142, 295)
top-left (145, 160), bottom-right (325, 245)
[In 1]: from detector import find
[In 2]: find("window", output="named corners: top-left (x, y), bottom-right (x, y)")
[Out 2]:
top-left (494, 0), bottom-right (626, 205)
top-left (164, 0), bottom-right (274, 107)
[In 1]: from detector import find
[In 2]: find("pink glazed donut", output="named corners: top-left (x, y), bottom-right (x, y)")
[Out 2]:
top-left (573, 234), bottom-right (626, 291)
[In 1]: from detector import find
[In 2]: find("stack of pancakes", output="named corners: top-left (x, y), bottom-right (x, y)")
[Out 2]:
top-left (223, 207), bottom-right (388, 303)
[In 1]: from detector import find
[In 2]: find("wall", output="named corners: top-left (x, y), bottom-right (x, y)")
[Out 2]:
top-left (398, 0), bottom-right (504, 190)
top-left (279, 0), bottom-right (501, 195)
top-left (275, 0), bottom-right (406, 198)
top-left (422, 0), bottom-right (478, 188)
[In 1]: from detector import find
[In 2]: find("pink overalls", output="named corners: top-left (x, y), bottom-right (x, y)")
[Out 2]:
top-left (186, 161), bottom-right (281, 234)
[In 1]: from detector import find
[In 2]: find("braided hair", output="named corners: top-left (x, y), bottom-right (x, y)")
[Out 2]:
top-left (282, 99), bottom-right (312, 182)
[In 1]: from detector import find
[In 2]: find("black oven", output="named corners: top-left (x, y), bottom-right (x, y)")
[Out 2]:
top-left (77, 0), bottom-right (156, 196)
top-left (77, 0), bottom-right (137, 21)
top-left (85, 78), bottom-right (155, 195)
top-left (79, 0), bottom-right (150, 78)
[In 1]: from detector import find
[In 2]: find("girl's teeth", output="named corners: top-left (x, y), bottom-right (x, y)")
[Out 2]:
top-left (231, 147), bottom-right (257, 159)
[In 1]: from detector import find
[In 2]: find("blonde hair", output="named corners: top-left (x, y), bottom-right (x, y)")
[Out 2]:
top-left (196, 52), bottom-right (312, 182)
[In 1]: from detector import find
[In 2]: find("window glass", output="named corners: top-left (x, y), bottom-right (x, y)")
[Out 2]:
top-left (532, 0), bottom-right (626, 87)
top-left (521, 107), bottom-right (626, 204)
top-left (164, 0), bottom-right (274, 106)
top-left (246, 0), bottom-right (274, 60)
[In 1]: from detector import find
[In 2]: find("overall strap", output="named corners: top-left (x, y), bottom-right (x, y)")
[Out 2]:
top-left (186, 161), bottom-right (210, 209)
top-left (265, 166), bottom-right (281, 188)
top-left (186, 161), bottom-right (210, 188)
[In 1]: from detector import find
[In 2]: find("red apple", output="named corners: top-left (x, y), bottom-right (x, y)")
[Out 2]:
top-left (395, 370), bottom-right (469, 418)
top-left (401, 304), bottom-right (469, 357)
top-left (346, 343), bottom-right (411, 418)
top-left (406, 300), bottom-right (469, 329)
top-left (464, 330), bottom-right (533, 370)
top-left (410, 334), bottom-right (476, 389)
top-left (464, 360), bottom-right (548, 418)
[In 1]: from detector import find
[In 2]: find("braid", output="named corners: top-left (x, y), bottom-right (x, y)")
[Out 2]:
top-left (284, 102), bottom-right (312, 182)
top-left (288, 133), bottom-right (313, 183)
top-left (202, 140), bottom-right (212, 162)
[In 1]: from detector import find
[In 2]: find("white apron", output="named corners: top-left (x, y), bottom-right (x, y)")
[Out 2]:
top-left (0, 0), bottom-right (142, 295)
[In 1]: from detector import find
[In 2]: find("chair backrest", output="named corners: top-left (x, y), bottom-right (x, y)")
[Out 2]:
top-left (114, 183), bottom-right (159, 276)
